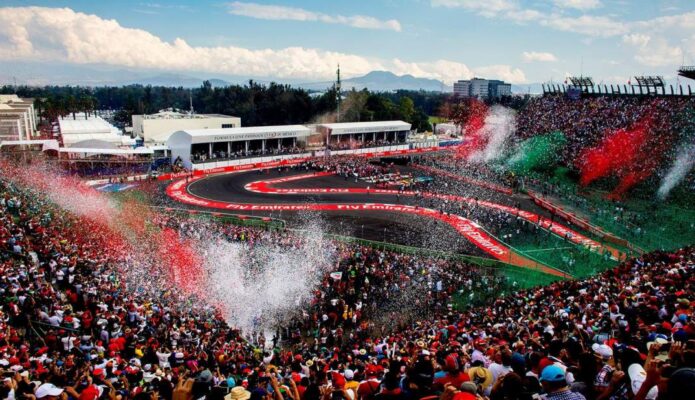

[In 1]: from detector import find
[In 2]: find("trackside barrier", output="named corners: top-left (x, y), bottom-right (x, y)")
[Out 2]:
top-left (527, 190), bottom-right (645, 255)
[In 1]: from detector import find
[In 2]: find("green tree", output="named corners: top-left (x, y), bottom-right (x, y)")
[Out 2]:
top-left (66, 95), bottom-right (77, 120)
top-left (398, 97), bottom-right (415, 122)
top-left (411, 109), bottom-right (432, 132)
top-left (342, 89), bottom-right (369, 122)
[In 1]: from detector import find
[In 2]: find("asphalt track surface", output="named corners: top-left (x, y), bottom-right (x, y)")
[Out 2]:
top-left (170, 166), bottom-right (609, 277)
top-left (186, 167), bottom-right (483, 256)
top-left (168, 165), bottom-right (623, 277)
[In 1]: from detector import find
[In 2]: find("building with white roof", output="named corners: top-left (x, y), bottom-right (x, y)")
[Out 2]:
top-left (58, 114), bottom-right (136, 148)
top-left (132, 110), bottom-right (241, 144)
top-left (0, 95), bottom-right (36, 142)
top-left (317, 120), bottom-right (411, 149)
top-left (167, 125), bottom-right (310, 169)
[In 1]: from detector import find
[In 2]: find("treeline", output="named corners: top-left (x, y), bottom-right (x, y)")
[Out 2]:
top-left (1, 81), bottom-right (448, 131)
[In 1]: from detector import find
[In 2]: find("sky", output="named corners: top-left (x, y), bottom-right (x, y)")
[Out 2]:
top-left (0, 0), bottom-right (694, 87)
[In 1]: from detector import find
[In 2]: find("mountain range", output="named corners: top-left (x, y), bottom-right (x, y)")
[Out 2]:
top-left (298, 71), bottom-right (449, 92)
top-left (1, 62), bottom-right (565, 94)
top-left (1, 62), bottom-right (456, 92)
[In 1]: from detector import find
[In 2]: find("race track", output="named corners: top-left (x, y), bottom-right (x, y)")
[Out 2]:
top-left (165, 166), bottom-right (623, 277)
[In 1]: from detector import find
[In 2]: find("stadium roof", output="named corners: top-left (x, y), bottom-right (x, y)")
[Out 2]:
top-left (62, 134), bottom-right (135, 147)
top-left (138, 110), bottom-right (236, 120)
top-left (318, 120), bottom-right (411, 135)
top-left (59, 147), bottom-right (154, 155)
top-left (59, 115), bottom-right (120, 135)
top-left (0, 139), bottom-right (59, 152)
top-left (168, 125), bottom-right (311, 144)
top-left (679, 66), bottom-right (695, 80)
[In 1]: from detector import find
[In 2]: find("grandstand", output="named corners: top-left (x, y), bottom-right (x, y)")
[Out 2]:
top-left (544, 74), bottom-right (694, 97)
top-left (679, 65), bottom-right (695, 80)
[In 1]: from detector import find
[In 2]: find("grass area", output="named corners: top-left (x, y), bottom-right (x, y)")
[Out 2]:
top-left (580, 192), bottom-right (695, 251)
top-left (500, 226), bottom-right (618, 278)
top-left (524, 171), bottom-right (695, 251)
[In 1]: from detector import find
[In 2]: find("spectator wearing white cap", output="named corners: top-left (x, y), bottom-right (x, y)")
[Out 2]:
top-left (591, 343), bottom-right (614, 398)
top-left (628, 363), bottom-right (658, 400)
top-left (344, 369), bottom-right (358, 400)
top-left (35, 383), bottom-right (64, 400)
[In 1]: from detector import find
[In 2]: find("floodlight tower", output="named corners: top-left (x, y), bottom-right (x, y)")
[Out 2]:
top-left (336, 64), bottom-right (342, 122)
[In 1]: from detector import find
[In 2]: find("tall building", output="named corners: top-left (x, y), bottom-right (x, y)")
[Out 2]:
top-left (0, 95), bottom-right (36, 142)
top-left (132, 109), bottom-right (241, 144)
top-left (453, 78), bottom-right (512, 99)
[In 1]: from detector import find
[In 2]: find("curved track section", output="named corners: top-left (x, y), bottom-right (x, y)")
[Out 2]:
top-left (166, 170), bottom-right (587, 278)
top-left (245, 173), bottom-right (618, 258)
top-left (168, 175), bottom-right (569, 277)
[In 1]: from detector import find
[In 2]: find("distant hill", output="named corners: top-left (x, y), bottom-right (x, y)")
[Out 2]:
top-left (2, 62), bottom-right (450, 92)
top-left (298, 71), bottom-right (449, 92)
top-left (119, 73), bottom-right (232, 88)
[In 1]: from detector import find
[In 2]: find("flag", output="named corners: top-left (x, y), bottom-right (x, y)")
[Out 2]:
top-left (330, 272), bottom-right (343, 280)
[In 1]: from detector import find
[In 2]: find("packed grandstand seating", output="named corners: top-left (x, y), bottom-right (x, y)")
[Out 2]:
top-left (192, 147), bottom-right (304, 163)
top-left (62, 162), bottom-right (152, 178)
top-left (327, 140), bottom-right (401, 151)
top-left (515, 95), bottom-right (695, 166)
top-left (1, 156), bottom-right (694, 400)
top-left (302, 157), bottom-right (395, 181)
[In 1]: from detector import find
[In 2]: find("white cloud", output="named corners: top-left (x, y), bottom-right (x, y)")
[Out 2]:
top-left (0, 6), bottom-right (525, 85)
top-left (474, 65), bottom-right (527, 83)
top-left (506, 9), bottom-right (544, 23)
top-left (521, 51), bottom-right (558, 62)
top-left (431, 0), bottom-right (517, 17)
top-left (541, 15), bottom-right (628, 37)
top-left (227, 2), bottom-right (402, 32)
top-left (622, 33), bottom-right (650, 47)
top-left (432, 0), bottom-right (693, 67)
top-left (623, 35), bottom-right (683, 67)
top-left (620, 11), bottom-right (695, 67)
top-left (390, 59), bottom-right (526, 84)
top-left (552, 0), bottom-right (601, 10)
top-left (431, 0), bottom-right (625, 36)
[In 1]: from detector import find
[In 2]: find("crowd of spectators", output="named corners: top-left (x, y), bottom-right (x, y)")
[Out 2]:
top-left (515, 95), bottom-right (695, 166)
top-left (302, 157), bottom-right (395, 182)
top-left (1, 161), bottom-right (694, 400)
top-left (327, 140), bottom-right (402, 151)
top-left (61, 163), bottom-right (151, 179)
top-left (192, 147), bottom-right (304, 164)
top-left (411, 156), bottom-right (515, 192)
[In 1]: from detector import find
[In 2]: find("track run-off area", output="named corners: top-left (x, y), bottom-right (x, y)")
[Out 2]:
top-left (167, 163), bottom-right (624, 279)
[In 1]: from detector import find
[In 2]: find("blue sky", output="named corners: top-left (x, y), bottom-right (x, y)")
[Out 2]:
top-left (0, 0), bottom-right (694, 86)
